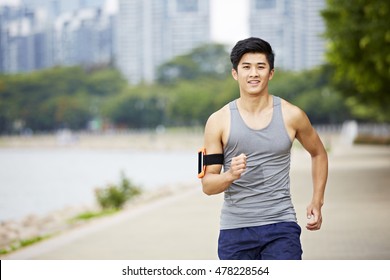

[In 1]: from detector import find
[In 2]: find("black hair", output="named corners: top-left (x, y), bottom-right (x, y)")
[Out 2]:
top-left (230, 37), bottom-right (275, 71)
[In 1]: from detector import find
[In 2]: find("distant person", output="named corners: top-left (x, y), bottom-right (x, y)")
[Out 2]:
top-left (200, 37), bottom-right (328, 260)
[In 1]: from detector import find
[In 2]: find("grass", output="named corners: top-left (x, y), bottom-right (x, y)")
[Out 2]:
top-left (0, 235), bottom-right (51, 256)
top-left (68, 209), bottom-right (119, 223)
top-left (0, 209), bottom-right (120, 256)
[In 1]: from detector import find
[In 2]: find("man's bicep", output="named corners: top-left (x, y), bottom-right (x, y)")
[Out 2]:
top-left (296, 112), bottom-right (324, 156)
top-left (201, 114), bottom-right (224, 176)
top-left (203, 114), bottom-right (224, 154)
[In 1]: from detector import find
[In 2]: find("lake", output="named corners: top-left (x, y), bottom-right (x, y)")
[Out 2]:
top-left (0, 148), bottom-right (199, 221)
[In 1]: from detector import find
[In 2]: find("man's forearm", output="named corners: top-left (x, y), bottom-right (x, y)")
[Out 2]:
top-left (311, 152), bottom-right (328, 205)
top-left (201, 172), bottom-right (234, 196)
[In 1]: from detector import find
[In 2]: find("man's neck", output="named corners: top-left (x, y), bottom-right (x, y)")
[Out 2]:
top-left (237, 93), bottom-right (272, 113)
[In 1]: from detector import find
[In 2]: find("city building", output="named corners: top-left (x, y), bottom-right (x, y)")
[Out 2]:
top-left (249, 0), bottom-right (326, 71)
top-left (0, 1), bottom-right (115, 73)
top-left (116, 0), bottom-right (210, 84)
top-left (22, 0), bottom-right (106, 18)
top-left (1, 0), bottom-right (327, 78)
top-left (0, 5), bottom-right (52, 73)
top-left (53, 8), bottom-right (115, 67)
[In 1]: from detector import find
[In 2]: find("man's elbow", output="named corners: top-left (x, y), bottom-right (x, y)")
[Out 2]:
top-left (319, 148), bottom-right (328, 161)
top-left (202, 185), bottom-right (215, 196)
top-left (201, 182), bottom-right (222, 196)
top-left (311, 145), bottom-right (328, 159)
top-left (311, 148), bottom-right (328, 168)
top-left (201, 173), bottom-right (227, 195)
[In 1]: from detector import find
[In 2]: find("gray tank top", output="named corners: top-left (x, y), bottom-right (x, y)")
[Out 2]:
top-left (221, 95), bottom-right (297, 230)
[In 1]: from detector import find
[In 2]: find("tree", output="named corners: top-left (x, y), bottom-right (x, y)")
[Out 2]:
top-left (156, 43), bottom-right (231, 84)
top-left (270, 67), bottom-right (350, 124)
top-left (321, 0), bottom-right (390, 121)
top-left (102, 86), bottom-right (166, 129)
top-left (0, 66), bottom-right (127, 133)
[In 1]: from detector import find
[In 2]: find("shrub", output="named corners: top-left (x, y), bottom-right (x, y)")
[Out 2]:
top-left (95, 173), bottom-right (142, 210)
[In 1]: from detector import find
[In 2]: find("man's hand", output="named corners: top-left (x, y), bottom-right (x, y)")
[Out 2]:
top-left (306, 204), bottom-right (323, 231)
top-left (229, 153), bottom-right (247, 180)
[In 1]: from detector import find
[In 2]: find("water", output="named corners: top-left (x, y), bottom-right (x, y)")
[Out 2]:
top-left (0, 148), bottom-right (199, 221)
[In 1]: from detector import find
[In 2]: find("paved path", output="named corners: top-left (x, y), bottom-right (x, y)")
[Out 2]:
top-left (3, 144), bottom-right (390, 260)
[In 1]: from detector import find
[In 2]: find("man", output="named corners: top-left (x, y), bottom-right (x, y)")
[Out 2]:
top-left (201, 37), bottom-right (328, 260)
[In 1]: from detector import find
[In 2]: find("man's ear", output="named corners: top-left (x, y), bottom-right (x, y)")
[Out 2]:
top-left (231, 68), bottom-right (238, 81)
top-left (268, 68), bottom-right (275, 80)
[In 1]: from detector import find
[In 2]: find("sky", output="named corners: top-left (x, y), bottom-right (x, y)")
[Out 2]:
top-left (210, 0), bottom-right (249, 46)
top-left (0, 0), bottom-right (250, 46)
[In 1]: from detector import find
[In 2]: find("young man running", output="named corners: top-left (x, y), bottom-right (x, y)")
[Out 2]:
top-left (201, 37), bottom-right (328, 260)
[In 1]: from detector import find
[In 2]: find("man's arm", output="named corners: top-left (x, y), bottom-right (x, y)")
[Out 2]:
top-left (201, 108), bottom-right (246, 195)
top-left (291, 106), bottom-right (328, 231)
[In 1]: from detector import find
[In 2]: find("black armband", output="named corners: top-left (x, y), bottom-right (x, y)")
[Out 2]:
top-left (198, 148), bottom-right (224, 178)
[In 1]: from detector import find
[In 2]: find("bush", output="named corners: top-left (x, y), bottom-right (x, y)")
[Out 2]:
top-left (95, 173), bottom-right (142, 210)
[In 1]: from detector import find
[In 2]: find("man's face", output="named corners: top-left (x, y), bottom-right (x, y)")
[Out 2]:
top-left (232, 52), bottom-right (274, 96)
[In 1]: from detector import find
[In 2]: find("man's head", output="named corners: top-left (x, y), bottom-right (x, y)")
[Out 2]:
top-left (230, 37), bottom-right (275, 72)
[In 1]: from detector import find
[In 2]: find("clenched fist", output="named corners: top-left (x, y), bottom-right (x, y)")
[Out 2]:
top-left (229, 153), bottom-right (247, 180)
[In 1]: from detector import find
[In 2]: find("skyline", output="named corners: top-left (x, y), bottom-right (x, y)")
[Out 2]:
top-left (0, 0), bottom-right (250, 46)
top-left (1, 0), bottom-right (327, 78)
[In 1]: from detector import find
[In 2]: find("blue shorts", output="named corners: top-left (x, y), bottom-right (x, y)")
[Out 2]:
top-left (218, 222), bottom-right (303, 260)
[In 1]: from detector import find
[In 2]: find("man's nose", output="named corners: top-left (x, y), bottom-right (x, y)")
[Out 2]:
top-left (249, 67), bottom-right (259, 77)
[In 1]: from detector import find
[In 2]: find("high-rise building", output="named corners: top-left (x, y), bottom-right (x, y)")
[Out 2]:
top-left (21, 0), bottom-right (106, 17)
top-left (116, 0), bottom-right (210, 84)
top-left (53, 8), bottom-right (115, 67)
top-left (0, 5), bottom-right (52, 73)
top-left (249, 0), bottom-right (326, 71)
top-left (2, 0), bottom-right (326, 76)
top-left (0, 1), bottom-right (115, 73)
top-left (299, 0), bottom-right (326, 70)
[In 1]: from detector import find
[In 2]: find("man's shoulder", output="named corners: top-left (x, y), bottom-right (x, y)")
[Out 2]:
top-left (208, 103), bottom-right (230, 122)
top-left (279, 97), bottom-right (305, 120)
top-left (204, 103), bottom-right (231, 133)
top-left (278, 97), bottom-right (311, 131)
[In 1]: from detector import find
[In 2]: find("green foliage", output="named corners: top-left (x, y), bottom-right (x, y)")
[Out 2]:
top-left (269, 69), bottom-right (309, 101)
top-left (95, 173), bottom-right (142, 210)
top-left (166, 79), bottom-right (214, 126)
top-left (321, 0), bottom-right (390, 121)
top-left (70, 209), bottom-right (118, 222)
top-left (0, 66), bottom-right (127, 133)
top-left (86, 68), bottom-right (127, 97)
top-left (157, 43), bottom-right (231, 84)
top-left (0, 235), bottom-right (50, 256)
top-left (295, 88), bottom-right (349, 124)
top-left (19, 236), bottom-right (45, 247)
top-left (164, 76), bottom-right (241, 126)
top-left (102, 86), bottom-right (166, 129)
top-left (270, 67), bottom-right (350, 124)
top-left (0, 42), bottom-right (357, 133)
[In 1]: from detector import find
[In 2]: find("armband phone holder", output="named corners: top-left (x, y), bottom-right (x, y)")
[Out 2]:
top-left (198, 148), bottom-right (224, 178)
